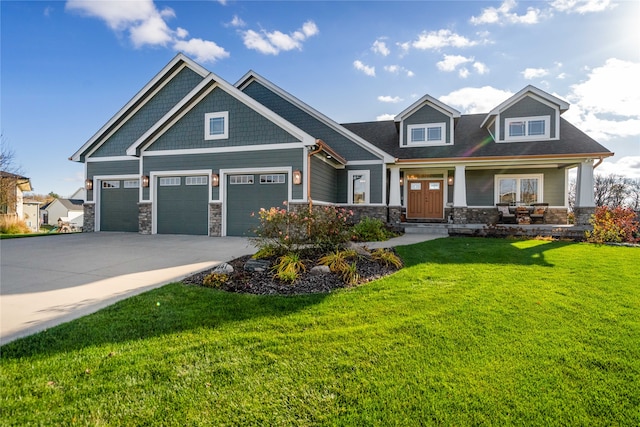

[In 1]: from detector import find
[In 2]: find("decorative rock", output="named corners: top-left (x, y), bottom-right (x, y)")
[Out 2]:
top-left (310, 265), bottom-right (331, 275)
top-left (347, 241), bottom-right (373, 258)
top-left (244, 259), bottom-right (271, 272)
top-left (213, 262), bottom-right (234, 274)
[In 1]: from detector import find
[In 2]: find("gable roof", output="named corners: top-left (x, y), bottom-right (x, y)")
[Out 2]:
top-left (235, 71), bottom-right (394, 163)
top-left (394, 94), bottom-right (461, 122)
top-left (47, 198), bottom-right (84, 212)
top-left (126, 70), bottom-right (318, 156)
top-left (481, 85), bottom-right (570, 128)
top-left (70, 53), bottom-right (209, 162)
top-left (0, 171), bottom-right (32, 191)
top-left (343, 114), bottom-right (613, 164)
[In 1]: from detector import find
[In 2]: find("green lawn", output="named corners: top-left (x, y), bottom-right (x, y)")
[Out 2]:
top-left (1, 238), bottom-right (638, 426)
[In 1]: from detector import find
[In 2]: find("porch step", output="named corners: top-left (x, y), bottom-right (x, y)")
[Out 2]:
top-left (401, 223), bottom-right (450, 235)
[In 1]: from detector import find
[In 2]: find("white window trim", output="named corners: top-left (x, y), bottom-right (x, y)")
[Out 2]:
top-left (504, 116), bottom-right (550, 142)
top-left (494, 174), bottom-right (544, 204)
top-left (204, 111), bottom-right (229, 141)
top-left (407, 123), bottom-right (447, 146)
top-left (348, 170), bottom-right (370, 205)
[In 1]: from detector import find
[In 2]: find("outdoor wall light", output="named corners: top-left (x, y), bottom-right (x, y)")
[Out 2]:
top-left (85, 179), bottom-right (93, 191)
top-left (292, 170), bottom-right (302, 185)
top-left (447, 176), bottom-right (454, 185)
top-left (211, 173), bottom-right (220, 187)
top-left (142, 175), bottom-right (150, 188)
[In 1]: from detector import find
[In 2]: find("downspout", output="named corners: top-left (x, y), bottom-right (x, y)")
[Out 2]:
top-left (306, 140), bottom-right (324, 214)
top-left (593, 157), bottom-right (604, 169)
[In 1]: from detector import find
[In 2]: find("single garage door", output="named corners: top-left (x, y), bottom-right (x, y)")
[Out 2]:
top-left (226, 173), bottom-right (288, 236)
top-left (156, 175), bottom-right (209, 235)
top-left (100, 179), bottom-right (139, 232)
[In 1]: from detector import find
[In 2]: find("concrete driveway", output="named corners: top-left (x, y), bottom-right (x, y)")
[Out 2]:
top-left (1, 233), bottom-right (255, 344)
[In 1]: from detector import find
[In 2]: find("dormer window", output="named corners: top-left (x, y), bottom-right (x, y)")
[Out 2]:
top-left (505, 116), bottom-right (550, 141)
top-left (407, 123), bottom-right (447, 146)
top-left (204, 112), bottom-right (229, 140)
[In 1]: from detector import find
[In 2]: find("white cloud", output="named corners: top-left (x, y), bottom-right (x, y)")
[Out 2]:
top-left (228, 15), bottom-right (246, 28)
top-left (173, 38), bottom-right (230, 64)
top-left (377, 95), bottom-right (403, 103)
top-left (557, 72), bottom-right (568, 79)
top-left (563, 58), bottom-right (640, 140)
top-left (384, 65), bottom-right (414, 77)
top-left (551, 0), bottom-right (616, 14)
top-left (470, 0), bottom-right (543, 25)
top-left (376, 113), bottom-right (396, 121)
top-left (522, 67), bottom-right (549, 79)
top-left (437, 54), bottom-right (473, 72)
top-left (412, 29), bottom-right (478, 50)
top-left (473, 61), bottom-right (489, 74)
top-left (596, 157), bottom-right (640, 179)
top-left (242, 20), bottom-right (318, 55)
top-left (406, 70), bottom-right (415, 77)
top-left (353, 60), bottom-right (375, 77)
top-left (66, 0), bottom-right (229, 63)
top-left (459, 68), bottom-right (470, 79)
top-left (439, 86), bottom-right (514, 114)
top-left (372, 39), bottom-right (390, 56)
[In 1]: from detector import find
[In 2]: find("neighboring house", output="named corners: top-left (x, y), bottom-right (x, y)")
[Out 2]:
top-left (0, 171), bottom-right (33, 220)
top-left (22, 199), bottom-right (41, 232)
top-left (43, 198), bottom-right (84, 228)
top-left (70, 54), bottom-right (612, 237)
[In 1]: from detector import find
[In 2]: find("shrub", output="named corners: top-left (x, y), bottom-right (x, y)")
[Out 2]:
top-left (272, 253), bottom-right (306, 283)
top-left (0, 216), bottom-right (31, 234)
top-left (202, 273), bottom-right (229, 288)
top-left (586, 206), bottom-right (639, 244)
top-left (318, 249), bottom-right (358, 273)
top-left (370, 249), bottom-right (403, 268)
top-left (351, 217), bottom-right (394, 242)
top-left (340, 262), bottom-right (360, 285)
top-left (252, 203), bottom-right (353, 254)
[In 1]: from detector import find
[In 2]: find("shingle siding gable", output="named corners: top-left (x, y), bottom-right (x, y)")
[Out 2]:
top-left (402, 104), bottom-right (451, 146)
top-left (146, 86), bottom-right (301, 151)
top-left (242, 80), bottom-right (379, 161)
top-left (499, 96), bottom-right (557, 140)
top-left (91, 67), bottom-right (204, 157)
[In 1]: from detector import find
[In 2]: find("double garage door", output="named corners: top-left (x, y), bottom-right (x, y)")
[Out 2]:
top-left (99, 173), bottom-right (287, 236)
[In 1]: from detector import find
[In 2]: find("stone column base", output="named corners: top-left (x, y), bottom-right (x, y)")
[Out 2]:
top-left (452, 207), bottom-right (469, 224)
top-left (388, 206), bottom-right (402, 225)
top-left (83, 203), bottom-right (95, 232)
top-left (138, 203), bottom-right (152, 234)
top-left (573, 207), bottom-right (595, 226)
top-left (209, 203), bottom-right (222, 236)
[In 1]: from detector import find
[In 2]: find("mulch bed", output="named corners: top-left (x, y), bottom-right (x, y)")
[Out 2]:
top-left (183, 250), bottom-right (401, 295)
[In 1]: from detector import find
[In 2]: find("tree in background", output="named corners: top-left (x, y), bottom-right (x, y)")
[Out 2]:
top-left (0, 135), bottom-right (25, 215)
top-left (569, 173), bottom-right (640, 211)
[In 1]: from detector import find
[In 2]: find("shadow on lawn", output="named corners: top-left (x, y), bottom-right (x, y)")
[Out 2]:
top-left (0, 284), bottom-right (327, 359)
top-left (397, 237), bottom-right (575, 268)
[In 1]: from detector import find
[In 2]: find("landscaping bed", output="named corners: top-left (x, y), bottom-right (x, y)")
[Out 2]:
top-left (183, 248), bottom-right (402, 295)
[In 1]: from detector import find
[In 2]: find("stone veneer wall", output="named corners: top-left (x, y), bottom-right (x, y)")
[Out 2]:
top-left (209, 203), bottom-right (222, 236)
top-left (573, 207), bottom-right (595, 226)
top-left (138, 203), bottom-right (152, 234)
top-left (452, 206), bottom-right (569, 225)
top-left (83, 203), bottom-right (95, 232)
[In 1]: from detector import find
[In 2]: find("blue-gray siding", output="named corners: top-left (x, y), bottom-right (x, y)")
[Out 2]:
top-left (402, 104), bottom-right (451, 146)
top-left (499, 96), bottom-right (557, 140)
top-left (147, 87), bottom-right (300, 151)
top-left (310, 157), bottom-right (338, 203)
top-left (337, 164), bottom-right (384, 204)
top-left (465, 168), bottom-right (566, 206)
top-left (91, 67), bottom-right (204, 158)
top-left (242, 81), bottom-right (380, 161)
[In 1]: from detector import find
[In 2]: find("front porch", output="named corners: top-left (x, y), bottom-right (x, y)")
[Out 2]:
top-left (401, 222), bottom-right (590, 240)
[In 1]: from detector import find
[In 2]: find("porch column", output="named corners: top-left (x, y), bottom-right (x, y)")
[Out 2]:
top-left (575, 160), bottom-right (595, 207)
top-left (388, 166), bottom-right (401, 206)
top-left (453, 165), bottom-right (467, 207)
top-left (574, 160), bottom-right (596, 226)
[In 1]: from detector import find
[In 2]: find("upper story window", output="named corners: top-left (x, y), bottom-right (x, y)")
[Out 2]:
top-left (407, 123), bottom-right (446, 146)
top-left (204, 112), bottom-right (229, 141)
top-left (505, 116), bottom-right (550, 141)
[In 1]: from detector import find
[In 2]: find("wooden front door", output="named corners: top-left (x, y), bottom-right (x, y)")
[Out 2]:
top-left (407, 180), bottom-right (444, 219)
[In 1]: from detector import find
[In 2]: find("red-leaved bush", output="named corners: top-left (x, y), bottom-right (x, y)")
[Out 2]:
top-left (585, 206), bottom-right (639, 244)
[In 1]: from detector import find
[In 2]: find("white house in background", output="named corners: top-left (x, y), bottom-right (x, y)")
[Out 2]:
top-left (43, 198), bottom-right (84, 227)
top-left (69, 187), bottom-right (86, 201)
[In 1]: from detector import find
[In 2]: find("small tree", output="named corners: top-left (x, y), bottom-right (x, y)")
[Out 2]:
top-left (0, 135), bottom-right (25, 215)
top-left (586, 206), bottom-right (639, 244)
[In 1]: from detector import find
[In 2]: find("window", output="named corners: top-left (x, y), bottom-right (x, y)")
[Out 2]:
top-left (348, 170), bottom-right (370, 204)
top-left (102, 180), bottom-right (120, 189)
top-left (186, 176), bottom-right (208, 186)
top-left (123, 180), bottom-right (139, 188)
top-left (159, 177), bottom-right (180, 186)
top-left (229, 175), bottom-right (254, 185)
top-left (495, 174), bottom-right (543, 205)
top-left (407, 123), bottom-right (446, 145)
top-left (204, 112), bottom-right (229, 140)
top-left (260, 174), bottom-right (285, 184)
top-left (505, 116), bottom-right (550, 141)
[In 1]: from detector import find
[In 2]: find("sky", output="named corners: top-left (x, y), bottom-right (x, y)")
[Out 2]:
top-left (2, 0), bottom-right (639, 197)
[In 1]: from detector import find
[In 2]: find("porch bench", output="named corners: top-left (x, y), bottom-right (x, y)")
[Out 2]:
top-left (530, 203), bottom-right (549, 224)
top-left (496, 203), bottom-right (516, 223)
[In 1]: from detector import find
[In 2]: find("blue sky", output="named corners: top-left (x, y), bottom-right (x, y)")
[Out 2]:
top-left (2, 0), bottom-right (639, 197)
